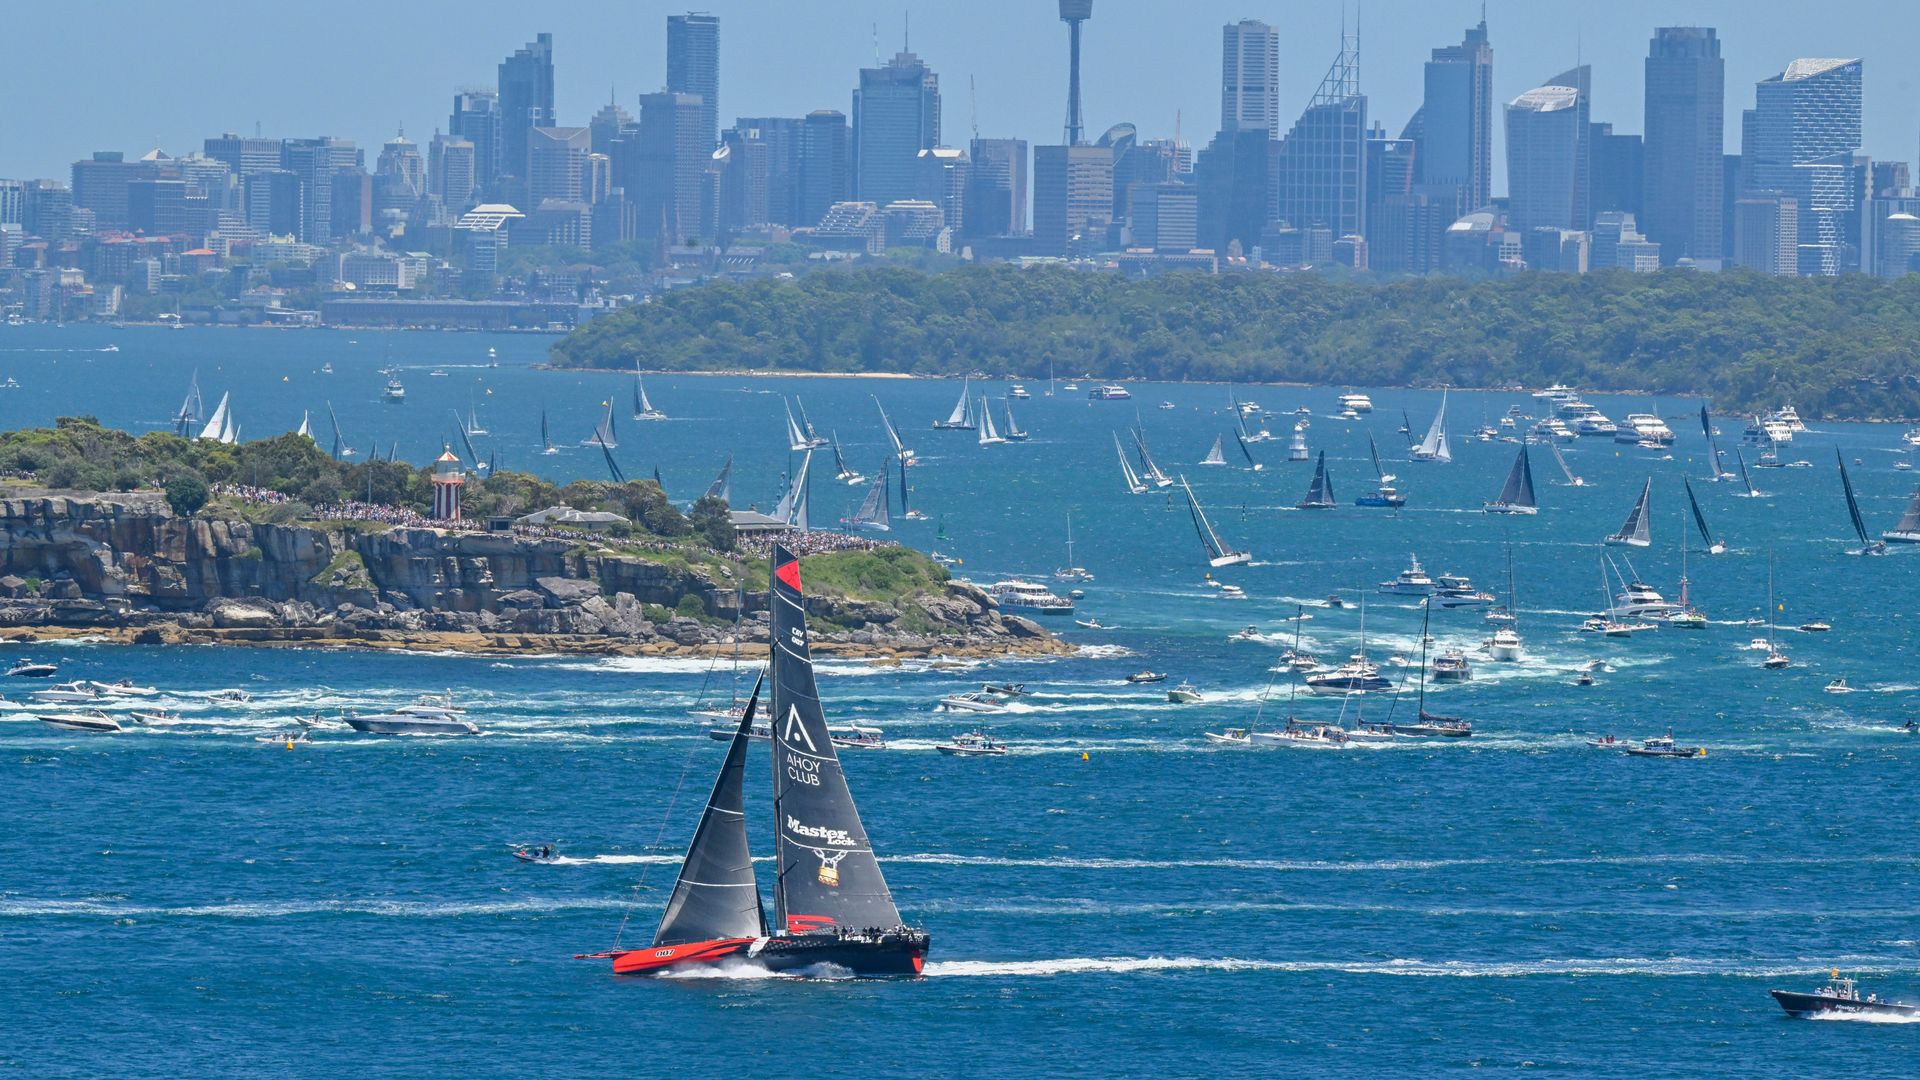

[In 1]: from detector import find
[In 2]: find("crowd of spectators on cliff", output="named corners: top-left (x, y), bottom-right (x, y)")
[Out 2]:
top-left (738, 530), bottom-right (893, 558)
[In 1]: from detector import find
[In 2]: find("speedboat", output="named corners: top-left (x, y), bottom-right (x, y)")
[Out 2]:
top-left (1825, 679), bottom-right (1855, 695)
top-left (37, 710), bottom-right (122, 733)
top-left (1574, 672), bottom-right (1597, 686)
top-left (1432, 574), bottom-right (1494, 608)
top-left (32, 682), bottom-right (103, 703)
top-left (1273, 649), bottom-right (1320, 673)
top-left (1431, 652), bottom-right (1473, 682)
top-left (342, 710), bottom-right (481, 735)
top-left (1625, 732), bottom-right (1703, 758)
top-left (1125, 671), bottom-right (1168, 684)
top-left (1249, 723), bottom-right (1350, 748)
top-left (981, 683), bottom-right (1027, 698)
top-left (1158, 401), bottom-right (1176, 410)
top-left (1378, 554), bottom-right (1436, 596)
top-left (987, 579), bottom-right (1075, 616)
top-left (129, 708), bottom-right (176, 725)
top-left (512, 847), bottom-right (561, 864)
top-left (936, 731), bottom-right (1008, 756)
top-left (255, 729), bottom-right (313, 745)
top-left (1231, 625), bottom-right (1264, 642)
top-left (1074, 617), bottom-right (1109, 629)
top-left (204, 689), bottom-right (252, 703)
top-left (1217, 584), bottom-right (1246, 599)
top-left (1166, 682), bottom-right (1204, 704)
top-left (1323, 594), bottom-right (1350, 609)
top-left (6, 659), bottom-right (58, 678)
top-left (383, 378), bottom-right (406, 402)
top-left (1762, 649), bottom-right (1791, 670)
top-left (1304, 659), bottom-right (1392, 695)
top-left (85, 679), bottom-right (159, 697)
top-left (1799, 621), bottom-right (1831, 633)
top-left (1487, 627), bottom-right (1524, 662)
top-left (1771, 972), bottom-right (1919, 1019)
top-left (937, 691), bottom-right (1007, 713)
top-left (1204, 728), bottom-right (1252, 745)
top-left (1585, 735), bottom-right (1625, 749)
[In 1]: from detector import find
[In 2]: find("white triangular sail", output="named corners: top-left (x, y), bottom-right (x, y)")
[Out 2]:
top-left (296, 411), bottom-right (312, 439)
top-left (1180, 474), bottom-right (1250, 566)
top-left (1884, 487), bottom-right (1920, 543)
top-left (1414, 390), bottom-right (1451, 462)
top-left (1004, 400), bottom-right (1025, 439)
top-left (845, 460), bottom-right (890, 531)
top-left (874, 396), bottom-right (911, 463)
top-left (1133, 428), bottom-right (1171, 485)
top-left (1115, 432), bottom-right (1147, 494)
top-left (774, 450), bottom-right (813, 525)
top-left (583, 401), bottom-right (618, 449)
top-left (1202, 436), bottom-right (1227, 465)
top-left (785, 400), bottom-right (809, 451)
top-left (978, 398), bottom-right (1004, 445)
top-left (198, 392), bottom-right (230, 442)
top-left (940, 378), bottom-right (972, 427)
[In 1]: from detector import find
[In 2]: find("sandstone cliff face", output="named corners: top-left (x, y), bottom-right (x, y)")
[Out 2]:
top-left (0, 494), bottom-right (1052, 653)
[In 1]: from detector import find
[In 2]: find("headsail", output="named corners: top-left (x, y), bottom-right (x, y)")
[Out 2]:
top-left (1414, 390), bottom-right (1451, 462)
top-left (704, 455), bottom-right (733, 503)
top-left (874, 396), bottom-right (910, 463)
top-left (653, 673), bottom-right (769, 947)
top-left (296, 411), bottom-right (312, 440)
top-left (977, 398), bottom-right (1004, 445)
top-left (1115, 432), bottom-right (1147, 494)
top-left (174, 370), bottom-right (204, 436)
top-left (1683, 478), bottom-right (1724, 554)
top-left (774, 450), bottom-right (813, 527)
top-left (794, 397), bottom-right (820, 442)
top-left (939, 379), bottom-right (972, 428)
top-left (1297, 451), bottom-right (1335, 508)
top-left (198, 392), bottom-right (231, 442)
top-left (785, 400), bottom-right (810, 451)
top-left (1547, 439), bottom-right (1581, 486)
top-left (1883, 487), bottom-right (1920, 543)
top-left (768, 546), bottom-right (905, 933)
top-left (454, 410), bottom-right (483, 468)
top-left (1202, 436), bottom-right (1227, 465)
top-left (1180, 474), bottom-right (1250, 566)
top-left (583, 401), bottom-right (618, 449)
top-left (1606, 478), bottom-right (1653, 547)
top-left (843, 459), bottom-right (889, 532)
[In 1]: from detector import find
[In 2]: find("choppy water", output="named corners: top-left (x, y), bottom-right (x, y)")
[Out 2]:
top-left (3, 325), bottom-right (1919, 1077)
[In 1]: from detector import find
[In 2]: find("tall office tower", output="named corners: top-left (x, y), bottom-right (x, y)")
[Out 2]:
top-left (1273, 36), bottom-right (1367, 239)
top-left (333, 168), bottom-right (372, 238)
top-left (1363, 124), bottom-right (1429, 271)
top-left (1033, 143), bottom-right (1113, 255)
top-left (1745, 57), bottom-right (1862, 274)
top-left (176, 155), bottom-right (234, 211)
top-left (1643, 27), bottom-right (1724, 265)
top-left (246, 169), bottom-right (303, 236)
top-left (916, 147), bottom-right (970, 231)
top-left (22, 180), bottom-right (75, 241)
top-left (204, 133), bottom-right (282, 178)
top-left (1413, 17), bottom-right (1493, 211)
top-left (964, 137), bottom-right (1027, 237)
top-left (127, 179), bottom-right (189, 236)
top-left (431, 134), bottom-right (477, 206)
top-left (853, 52), bottom-right (940, 207)
top-left (280, 137), bottom-right (358, 241)
top-left (375, 131), bottom-right (426, 219)
top-left (1196, 127), bottom-right (1270, 254)
top-left (0, 179), bottom-right (24, 226)
top-left (72, 151), bottom-right (165, 231)
top-left (589, 100), bottom-right (635, 157)
top-left (1505, 70), bottom-right (1590, 234)
top-left (1059, 1), bottom-right (1093, 145)
top-left (1590, 123), bottom-right (1644, 219)
top-left (732, 117), bottom-right (804, 224)
top-left (666, 13), bottom-right (720, 150)
top-left (528, 126), bottom-right (591, 203)
top-left (1732, 193), bottom-right (1799, 274)
top-left (1130, 182), bottom-right (1198, 251)
top-left (498, 33), bottom-right (556, 182)
top-left (449, 91), bottom-right (503, 188)
top-left (633, 92), bottom-right (708, 244)
top-left (799, 110), bottom-right (851, 226)
top-left (1221, 19), bottom-right (1281, 138)
top-left (1114, 134), bottom-right (1181, 224)
top-left (717, 129), bottom-right (771, 231)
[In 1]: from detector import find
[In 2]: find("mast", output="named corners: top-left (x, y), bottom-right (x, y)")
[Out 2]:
top-left (1180, 474), bottom-right (1244, 564)
top-left (767, 545), bottom-right (905, 933)
top-left (540, 408), bottom-right (551, 453)
top-left (454, 410), bottom-right (482, 467)
top-left (896, 453), bottom-right (909, 517)
top-left (1547, 439), bottom-right (1581, 486)
top-left (1683, 478), bottom-right (1722, 554)
top-left (1234, 431), bottom-right (1258, 469)
top-left (1837, 449), bottom-right (1872, 547)
top-left (795, 396), bottom-right (819, 441)
top-left (1736, 448), bottom-right (1759, 496)
top-left (326, 401), bottom-right (350, 459)
top-left (1115, 432), bottom-right (1146, 493)
top-left (653, 673), bottom-right (769, 947)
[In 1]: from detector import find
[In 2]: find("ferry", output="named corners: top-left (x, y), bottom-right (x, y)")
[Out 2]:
top-left (986, 578), bottom-right (1075, 616)
top-left (1009, 384), bottom-right (1031, 399)
top-left (1336, 392), bottom-right (1373, 414)
top-left (1614, 413), bottom-right (1675, 446)
top-left (1088, 384), bottom-right (1132, 400)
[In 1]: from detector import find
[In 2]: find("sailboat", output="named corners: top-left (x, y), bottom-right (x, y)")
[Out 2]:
top-left (1115, 432), bottom-right (1148, 495)
top-left (791, 397), bottom-right (825, 446)
top-left (1547, 439), bottom-right (1584, 487)
top-left (1231, 393), bottom-right (1272, 442)
top-left (197, 392), bottom-right (235, 444)
top-left (295, 411), bottom-right (312, 440)
top-left (1883, 487), bottom-right (1920, 544)
top-left (173, 370), bottom-right (203, 437)
top-left (1667, 513), bottom-right (1709, 628)
top-left (1486, 544), bottom-right (1524, 661)
top-left (774, 451), bottom-right (814, 529)
top-left (841, 459), bottom-right (890, 532)
top-left (784, 399), bottom-right (813, 451)
top-left (632, 373), bottom-right (666, 421)
top-left (895, 455), bottom-right (926, 521)
top-left (704, 456), bottom-right (733, 503)
top-left (976, 398), bottom-right (1006, 446)
top-left (1410, 390), bottom-right (1452, 462)
top-left (1233, 431), bottom-right (1264, 472)
top-left (1605, 478), bottom-right (1653, 547)
top-left (1397, 600), bottom-right (1471, 737)
top-left (932, 378), bottom-right (975, 430)
top-left (581, 401), bottom-right (618, 449)
top-left (1201, 436), bottom-right (1228, 465)
top-left (1132, 428), bottom-right (1173, 487)
top-left (1836, 449), bottom-right (1889, 556)
top-left (831, 432), bottom-right (866, 485)
top-left (454, 410), bottom-right (486, 470)
top-left (1683, 478), bottom-right (1726, 555)
top-left (596, 547), bottom-right (929, 977)
top-left (1700, 404), bottom-right (1734, 481)
top-left (1180, 475), bottom-right (1251, 567)
top-left (1296, 451), bottom-right (1336, 509)
top-left (1355, 432), bottom-right (1406, 507)
top-left (1761, 552), bottom-right (1789, 668)
top-left (540, 408), bottom-right (558, 455)
top-left (1733, 448), bottom-right (1765, 497)
top-left (1483, 446), bottom-right (1538, 514)
top-left (1053, 513), bottom-right (1093, 581)
top-left (326, 401), bottom-right (355, 459)
top-left (1002, 400), bottom-right (1029, 441)
top-left (873, 397), bottom-right (915, 466)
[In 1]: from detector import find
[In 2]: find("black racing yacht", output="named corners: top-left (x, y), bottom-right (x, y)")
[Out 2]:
top-left (1771, 971), bottom-right (1919, 1018)
top-left (590, 544), bottom-right (929, 977)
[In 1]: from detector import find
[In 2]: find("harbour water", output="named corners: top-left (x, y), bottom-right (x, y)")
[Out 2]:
top-left (4, 326), bottom-right (1920, 1076)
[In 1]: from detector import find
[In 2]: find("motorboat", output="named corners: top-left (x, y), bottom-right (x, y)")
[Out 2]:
top-left (1204, 728), bottom-right (1252, 745)
top-left (1231, 625), bottom-right (1264, 642)
top-left (342, 710), bottom-right (481, 735)
top-left (1800, 621), bottom-right (1831, 633)
top-left (1166, 682), bottom-right (1204, 704)
top-left (1217, 584), bottom-right (1246, 599)
top-left (987, 578), bottom-right (1074, 616)
top-left (1074, 617), bottom-right (1109, 629)
top-left (6, 659), bottom-right (58, 678)
top-left (1585, 735), bottom-right (1626, 749)
top-left (1249, 723), bottom-right (1350, 748)
top-left (1274, 650), bottom-right (1320, 673)
top-left (1625, 733), bottom-right (1703, 758)
top-left (128, 708), bottom-right (176, 725)
top-left (1614, 413), bottom-right (1675, 445)
top-left (1487, 627), bottom-right (1524, 662)
top-left (1337, 392), bottom-right (1374, 413)
top-left (1581, 617), bottom-right (1657, 637)
top-left (1574, 672), bottom-right (1597, 686)
top-left (1323, 595), bottom-right (1350, 609)
top-left (512, 847), bottom-right (561, 864)
top-left (85, 679), bottom-right (159, 697)
top-left (1431, 652), bottom-right (1473, 682)
top-left (1125, 671), bottom-right (1168, 684)
top-left (1378, 554), bottom-right (1436, 596)
top-left (1158, 401), bottom-right (1176, 411)
top-left (937, 690), bottom-right (1007, 713)
top-left (37, 710), bottom-right (122, 733)
top-left (936, 731), bottom-right (1009, 756)
top-left (1304, 659), bottom-right (1392, 695)
top-left (1771, 973), bottom-right (1919, 1019)
top-left (1009, 384), bottom-right (1031, 399)
top-left (1608, 580), bottom-right (1683, 620)
top-left (1529, 418), bottom-right (1577, 442)
top-left (204, 689), bottom-right (252, 703)
top-left (383, 378), bottom-right (406, 402)
top-left (31, 681), bottom-right (103, 703)
top-left (1088, 385), bottom-right (1131, 400)
top-left (255, 729), bottom-right (313, 745)
top-left (1825, 679), bottom-right (1855, 695)
top-left (1432, 574), bottom-right (1495, 608)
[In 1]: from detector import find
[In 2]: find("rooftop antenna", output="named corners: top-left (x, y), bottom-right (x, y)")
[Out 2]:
top-left (871, 22), bottom-right (880, 65)
top-left (969, 75), bottom-right (979, 142)
top-left (903, 11), bottom-right (910, 53)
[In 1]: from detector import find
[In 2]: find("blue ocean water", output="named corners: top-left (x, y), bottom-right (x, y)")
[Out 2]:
top-left (3, 325), bottom-right (1919, 1077)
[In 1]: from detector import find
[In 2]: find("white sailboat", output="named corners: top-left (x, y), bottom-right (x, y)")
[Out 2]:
top-left (174, 370), bottom-right (203, 436)
top-left (1115, 432), bottom-right (1148, 495)
top-left (1002, 400), bottom-right (1029, 441)
top-left (1605, 478), bottom-right (1653, 547)
top-left (1201, 436), bottom-right (1228, 465)
top-left (977, 398), bottom-right (1006, 446)
top-left (632, 373), bottom-right (666, 421)
top-left (791, 396), bottom-right (825, 446)
top-left (1132, 428), bottom-right (1174, 487)
top-left (1410, 390), bottom-right (1452, 462)
top-left (327, 401), bottom-right (355, 459)
top-left (831, 432), bottom-right (866, 485)
top-left (1054, 512), bottom-right (1093, 581)
top-left (197, 392), bottom-right (231, 442)
top-left (464, 393), bottom-right (488, 436)
top-left (784, 399), bottom-right (811, 451)
top-left (932, 378), bottom-right (975, 430)
top-left (1180, 475), bottom-right (1251, 567)
top-left (581, 401), bottom-right (618, 449)
top-left (295, 410), bottom-right (312, 440)
top-left (873, 396), bottom-right (915, 465)
top-left (1761, 552), bottom-right (1789, 669)
top-left (840, 458), bottom-right (890, 532)
top-left (773, 450), bottom-right (814, 529)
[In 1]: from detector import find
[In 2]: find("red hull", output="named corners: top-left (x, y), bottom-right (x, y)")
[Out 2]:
top-left (612, 930), bottom-right (928, 977)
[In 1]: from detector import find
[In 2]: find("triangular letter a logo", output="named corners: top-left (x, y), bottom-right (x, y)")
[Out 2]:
top-left (782, 704), bottom-right (817, 751)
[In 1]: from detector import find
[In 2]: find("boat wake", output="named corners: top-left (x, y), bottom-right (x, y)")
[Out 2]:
top-left (921, 956), bottom-right (1887, 979)
top-left (0, 896), bottom-right (631, 918)
top-left (1806, 1010), bottom-right (1920, 1024)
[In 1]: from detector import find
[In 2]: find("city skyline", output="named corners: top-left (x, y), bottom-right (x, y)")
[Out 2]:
top-left (4, 1), bottom-right (1917, 191)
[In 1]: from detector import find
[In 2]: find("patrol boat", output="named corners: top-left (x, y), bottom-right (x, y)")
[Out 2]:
top-left (591, 545), bottom-right (929, 977)
top-left (1771, 971), bottom-right (1919, 1018)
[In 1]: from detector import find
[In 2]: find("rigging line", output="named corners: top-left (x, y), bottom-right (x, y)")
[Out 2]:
top-left (611, 729), bottom-right (708, 954)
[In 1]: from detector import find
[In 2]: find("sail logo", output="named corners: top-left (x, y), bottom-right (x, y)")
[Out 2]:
top-left (789, 625), bottom-right (805, 649)
top-left (781, 704), bottom-right (817, 752)
top-left (787, 816), bottom-right (853, 847)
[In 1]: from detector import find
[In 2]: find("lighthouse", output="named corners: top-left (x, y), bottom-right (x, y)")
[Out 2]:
top-left (431, 446), bottom-right (465, 521)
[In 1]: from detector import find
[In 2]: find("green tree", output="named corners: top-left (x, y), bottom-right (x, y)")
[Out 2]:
top-left (166, 472), bottom-right (209, 517)
top-left (689, 495), bottom-right (734, 551)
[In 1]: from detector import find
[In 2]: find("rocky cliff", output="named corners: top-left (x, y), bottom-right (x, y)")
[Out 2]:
top-left (0, 493), bottom-right (1061, 658)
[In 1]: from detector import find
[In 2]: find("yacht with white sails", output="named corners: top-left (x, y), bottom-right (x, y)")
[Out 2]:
top-left (1410, 390), bottom-right (1452, 462)
top-left (1883, 487), bottom-right (1920, 544)
top-left (1605, 478), bottom-right (1654, 547)
top-left (1180, 475), bottom-right (1251, 567)
top-left (932, 379), bottom-right (977, 430)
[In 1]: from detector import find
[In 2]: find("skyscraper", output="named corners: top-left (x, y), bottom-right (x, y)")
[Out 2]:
top-left (799, 110), bottom-right (851, 227)
top-left (964, 137), bottom-right (1027, 237)
top-left (449, 91), bottom-right (503, 189)
top-left (431, 134), bottom-right (477, 207)
top-left (667, 13), bottom-right (720, 151)
top-left (1643, 27), bottom-right (1724, 265)
top-left (498, 33), bottom-right (556, 183)
top-left (1744, 58), bottom-right (1862, 274)
top-left (1195, 127), bottom-right (1269, 254)
top-left (1059, 1), bottom-right (1093, 145)
top-left (1033, 144), bottom-right (1113, 256)
top-left (528, 127), bottom-right (591, 204)
top-left (1505, 70), bottom-right (1589, 234)
top-left (853, 52), bottom-right (940, 208)
top-left (204, 133), bottom-right (282, 179)
top-left (1413, 17), bottom-right (1493, 212)
top-left (1272, 37), bottom-right (1367, 240)
top-left (280, 137), bottom-right (359, 241)
top-left (632, 92), bottom-right (708, 244)
top-left (1221, 19), bottom-right (1281, 138)
top-left (917, 147), bottom-right (970, 232)
top-left (731, 118), bottom-right (804, 225)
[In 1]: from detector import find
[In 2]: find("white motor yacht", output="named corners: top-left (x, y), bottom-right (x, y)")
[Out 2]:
top-left (1337, 392), bottom-right (1374, 414)
top-left (1378, 554), bottom-right (1436, 596)
top-left (1487, 627), bottom-right (1524, 662)
top-left (1615, 413), bottom-right (1675, 445)
top-left (1432, 574), bottom-right (1495, 608)
top-left (938, 690), bottom-right (1007, 713)
top-left (987, 579), bottom-right (1075, 616)
top-left (1608, 580), bottom-right (1683, 620)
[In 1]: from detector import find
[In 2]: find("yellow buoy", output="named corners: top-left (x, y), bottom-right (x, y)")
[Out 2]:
top-left (1081, 751), bottom-right (1089, 761)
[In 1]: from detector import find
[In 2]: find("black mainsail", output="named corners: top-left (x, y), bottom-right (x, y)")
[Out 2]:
top-left (1837, 449), bottom-right (1886, 555)
top-left (1297, 450), bottom-right (1335, 508)
top-left (769, 547), bottom-right (905, 934)
top-left (1683, 478), bottom-right (1725, 554)
top-left (1485, 446), bottom-right (1537, 513)
top-left (705, 455), bottom-right (732, 503)
top-left (654, 674), bottom-right (769, 947)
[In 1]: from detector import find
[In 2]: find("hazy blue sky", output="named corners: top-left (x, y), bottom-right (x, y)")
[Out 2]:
top-left (5, 1), bottom-right (1916, 192)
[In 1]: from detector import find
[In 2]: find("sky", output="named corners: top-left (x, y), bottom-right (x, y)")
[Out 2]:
top-left (4, 0), bottom-right (1916, 194)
